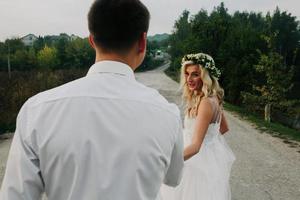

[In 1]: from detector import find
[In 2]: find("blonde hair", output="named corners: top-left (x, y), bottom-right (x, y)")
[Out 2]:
top-left (180, 61), bottom-right (224, 118)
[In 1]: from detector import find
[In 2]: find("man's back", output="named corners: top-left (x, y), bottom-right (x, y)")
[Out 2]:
top-left (0, 61), bottom-right (183, 200)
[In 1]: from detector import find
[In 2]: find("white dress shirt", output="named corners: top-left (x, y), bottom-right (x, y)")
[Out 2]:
top-left (0, 61), bottom-right (184, 200)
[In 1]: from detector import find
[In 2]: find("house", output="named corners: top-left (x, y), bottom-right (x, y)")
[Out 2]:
top-left (21, 34), bottom-right (38, 46)
top-left (44, 34), bottom-right (80, 42)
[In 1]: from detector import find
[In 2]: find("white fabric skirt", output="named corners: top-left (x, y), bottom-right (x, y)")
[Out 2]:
top-left (160, 133), bottom-right (235, 200)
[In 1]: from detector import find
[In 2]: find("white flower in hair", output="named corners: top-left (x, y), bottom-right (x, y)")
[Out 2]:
top-left (181, 53), bottom-right (221, 78)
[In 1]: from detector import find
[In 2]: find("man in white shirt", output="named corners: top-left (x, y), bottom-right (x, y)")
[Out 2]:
top-left (0, 0), bottom-right (184, 199)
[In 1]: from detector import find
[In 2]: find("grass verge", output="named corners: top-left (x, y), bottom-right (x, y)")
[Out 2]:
top-left (224, 102), bottom-right (300, 142)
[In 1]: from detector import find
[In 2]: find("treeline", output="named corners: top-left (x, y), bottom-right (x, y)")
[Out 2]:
top-left (0, 34), bottom-right (166, 133)
top-left (0, 34), bottom-right (165, 72)
top-left (167, 3), bottom-right (300, 129)
top-left (0, 35), bottom-right (94, 71)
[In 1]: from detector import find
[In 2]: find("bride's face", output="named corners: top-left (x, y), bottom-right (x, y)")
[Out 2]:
top-left (185, 65), bottom-right (203, 92)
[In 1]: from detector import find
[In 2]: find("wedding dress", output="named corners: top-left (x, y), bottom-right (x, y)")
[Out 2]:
top-left (160, 97), bottom-right (235, 200)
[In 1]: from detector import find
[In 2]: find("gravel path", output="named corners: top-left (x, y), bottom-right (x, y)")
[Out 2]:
top-left (1, 62), bottom-right (300, 200)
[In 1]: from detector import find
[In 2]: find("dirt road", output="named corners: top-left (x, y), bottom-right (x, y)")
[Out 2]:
top-left (1, 63), bottom-right (299, 199)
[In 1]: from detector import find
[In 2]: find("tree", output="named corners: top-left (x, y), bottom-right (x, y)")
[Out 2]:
top-left (0, 42), bottom-right (7, 71)
top-left (253, 31), bottom-right (295, 122)
top-left (218, 11), bottom-right (266, 103)
top-left (54, 37), bottom-right (69, 68)
top-left (37, 45), bottom-right (59, 69)
top-left (269, 7), bottom-right (300, 66)
top-left (64, 38), bottom-right (94, 69)
top-left (4, 38), bottom-right (25, 54)
top-left (167, 10), bottom-right (193, 78)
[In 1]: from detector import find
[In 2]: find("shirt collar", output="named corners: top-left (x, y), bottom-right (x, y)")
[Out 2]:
top-left (86, 60), bottom-right (135, 80)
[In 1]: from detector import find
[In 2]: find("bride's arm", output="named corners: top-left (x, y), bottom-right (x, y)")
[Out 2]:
top-left (184, 98), bottom-right (213, 161)
top-left (219, 112), bottom-right (229, 134)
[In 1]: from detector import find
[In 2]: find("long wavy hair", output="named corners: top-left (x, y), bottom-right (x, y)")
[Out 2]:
top-left (180, 61), bottom-right (224, 118)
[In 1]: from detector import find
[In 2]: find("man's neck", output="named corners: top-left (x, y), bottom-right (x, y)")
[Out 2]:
top-left (95, 52), bottom-right (136, 71)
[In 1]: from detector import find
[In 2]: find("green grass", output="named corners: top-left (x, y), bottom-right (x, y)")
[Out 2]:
top-left (224, 102), bottom-right (300, 142)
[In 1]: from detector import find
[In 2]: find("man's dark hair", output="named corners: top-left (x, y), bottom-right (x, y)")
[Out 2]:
top-left (88, 0), bottom-right (150, 53)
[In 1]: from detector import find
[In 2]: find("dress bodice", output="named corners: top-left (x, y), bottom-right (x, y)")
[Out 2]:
top-left (183, 115), bottom-right (221, 146)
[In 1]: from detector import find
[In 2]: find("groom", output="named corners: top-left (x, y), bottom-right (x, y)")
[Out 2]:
top-left (0, 0), bottom-right (184, 199)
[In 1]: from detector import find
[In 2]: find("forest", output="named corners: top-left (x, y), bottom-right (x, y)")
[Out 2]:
top-left (166, 3), bottom-right (300, 130)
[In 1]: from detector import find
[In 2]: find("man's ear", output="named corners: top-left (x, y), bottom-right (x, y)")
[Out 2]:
top-left (138, 32), bottom-right (147, 53)
top-left (89, 34), bottom-right (96, 49)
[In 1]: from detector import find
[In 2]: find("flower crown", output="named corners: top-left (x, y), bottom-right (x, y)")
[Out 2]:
top-left (181, 53), bottom-right (221, 78)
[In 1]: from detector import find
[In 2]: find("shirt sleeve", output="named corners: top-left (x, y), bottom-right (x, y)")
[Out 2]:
top-left (163, 118), bottom-right (184, 187)
top-left (0, 103), bottom-right (44, 200)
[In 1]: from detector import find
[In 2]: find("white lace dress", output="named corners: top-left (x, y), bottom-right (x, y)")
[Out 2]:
top-left (160, 105), bottom-right (235, 200)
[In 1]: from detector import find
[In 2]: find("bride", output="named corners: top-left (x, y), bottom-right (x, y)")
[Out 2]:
top-left (160, 53), bottom-right (235, 200)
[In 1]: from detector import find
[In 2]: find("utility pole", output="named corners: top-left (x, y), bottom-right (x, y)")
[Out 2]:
top-left (7, 41), bottom-right (11, 79)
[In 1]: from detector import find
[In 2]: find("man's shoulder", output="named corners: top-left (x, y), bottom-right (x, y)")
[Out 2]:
top-left (134, 83), bottom-right (180, 119)
top-left (23, 75), bottom-right (180, 120)
top-left (26, 76), bottom-right (87, 108)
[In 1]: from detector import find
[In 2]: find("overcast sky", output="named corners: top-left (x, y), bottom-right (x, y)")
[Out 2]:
top-left (0, 0), bottom-right (299, 41)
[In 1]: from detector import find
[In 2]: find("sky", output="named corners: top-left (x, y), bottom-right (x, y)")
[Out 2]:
top-left (0, 0), bottom-right (300, 41)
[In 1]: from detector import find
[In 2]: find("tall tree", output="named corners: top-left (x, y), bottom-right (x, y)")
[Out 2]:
top-left (37, 45), bottom-right (59, 69)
